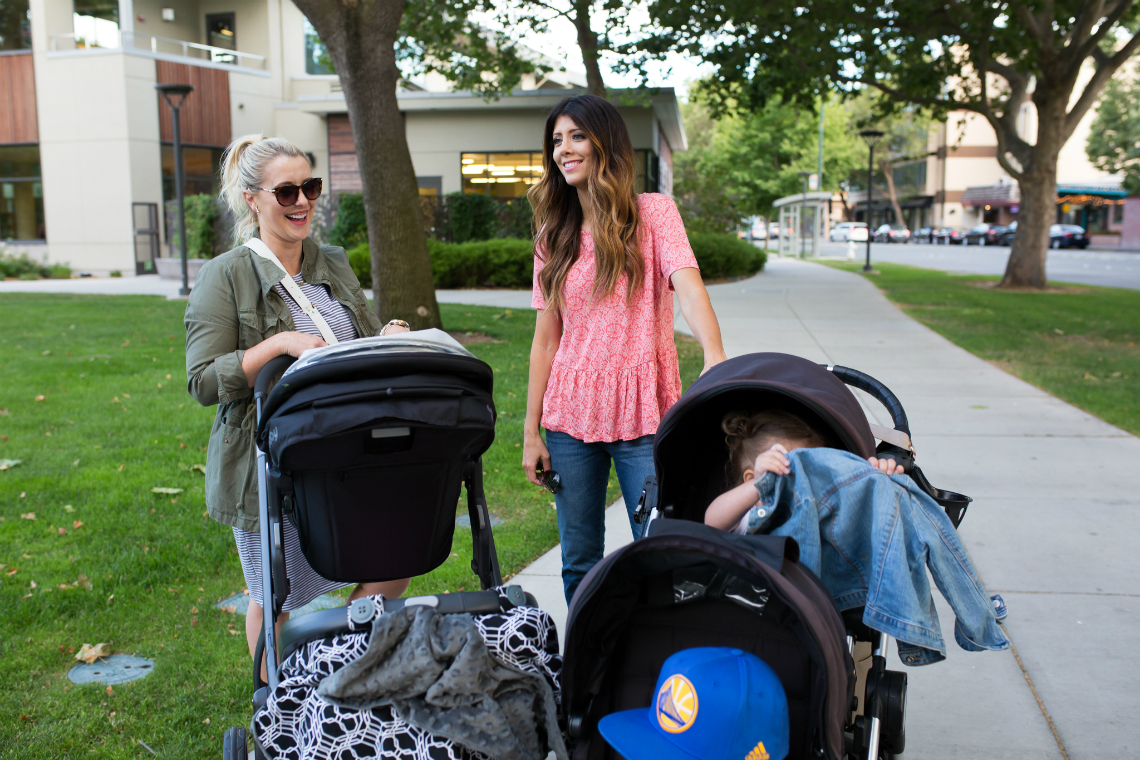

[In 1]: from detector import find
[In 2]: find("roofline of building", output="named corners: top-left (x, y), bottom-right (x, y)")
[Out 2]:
top-left (287, 87), bottom-right (688, 152)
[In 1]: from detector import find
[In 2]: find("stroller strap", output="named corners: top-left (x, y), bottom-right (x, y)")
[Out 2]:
top-left (246, 237), bottom-right (340, 347)
top-left (869, 423), bottom-right (915, 455)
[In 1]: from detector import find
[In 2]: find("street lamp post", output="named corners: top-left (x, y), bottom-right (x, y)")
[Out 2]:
top-left (156, 83), bottom-right (195, 296)
top-left (797, 170), bottom-right (811, 258)
top-left (858, 130), bottom-right (885, 272)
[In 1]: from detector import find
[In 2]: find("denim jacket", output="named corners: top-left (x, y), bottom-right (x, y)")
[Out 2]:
top-left (741, 448), bottom-right (1009, 665)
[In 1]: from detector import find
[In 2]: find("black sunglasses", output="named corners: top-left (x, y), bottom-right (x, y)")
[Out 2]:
top-left (249, 178), bottom-right (323, 207)
top-left (536, 463), bottom-right (561, 494)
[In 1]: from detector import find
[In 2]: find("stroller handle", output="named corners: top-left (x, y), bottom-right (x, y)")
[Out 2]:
top-left (254, 354), bottom-right (298, 406)
top-left (825, 365), bottom-right (911, 437)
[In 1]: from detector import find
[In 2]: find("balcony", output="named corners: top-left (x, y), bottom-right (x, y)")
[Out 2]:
top-left (48, 31), bottom-right (268, 77)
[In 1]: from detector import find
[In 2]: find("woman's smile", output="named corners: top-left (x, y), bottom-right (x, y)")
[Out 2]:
top-left (284, 210), bottom-right (308, 225)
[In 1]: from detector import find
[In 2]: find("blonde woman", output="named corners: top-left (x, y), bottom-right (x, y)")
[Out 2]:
top-left (185, 134), bottom-right (410, 675)
top-left (521, 95), bottom-right (728, 603)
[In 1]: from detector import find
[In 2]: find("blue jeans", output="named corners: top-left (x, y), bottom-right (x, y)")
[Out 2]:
top-left (545, 430), bottom-right (655, 605)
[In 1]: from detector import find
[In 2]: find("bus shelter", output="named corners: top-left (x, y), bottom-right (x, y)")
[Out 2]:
top-left (773, 191), bottom-right (832, 257)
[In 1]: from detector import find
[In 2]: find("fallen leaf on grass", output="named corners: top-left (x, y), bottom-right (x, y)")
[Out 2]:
top-left (28, 580), bottom-right (36, 589)
top-left (0, 408), bottom-right (7, 415)
top-left (73, 520), bottom-right (83, 529)
top-left (6, 568), bottom-right (17, 576)
top-left (72, 459), bottom-right (80, 467)
top-left (151, 487), bottom-right (183, 495)
top-left (219, 604), bottom-right (237, 614)
top-left (58, 528), bottom-right (67, 535)
top-left (75, 642), bottom-right (111, 664)
top-left (227, 629), bottom-right (240, 635)
top-left (105, 685), bottom-right (113, 696)
top-left (64, 505), bottom-right (74, 512)
top-left (57, 583), bottom-right (71, 590)
top-left (34, 395), bottom-right (45, 401)
top-left (76, 575), bottom-right (92, 590)
top-left (0, 459), bottom-right (22, 470)
top-left (203, 718), bottom-right (210, 725)
top-left (116, 464), bottom-right (124, 472)
top-left (20, 512), bottom-right (35, 520)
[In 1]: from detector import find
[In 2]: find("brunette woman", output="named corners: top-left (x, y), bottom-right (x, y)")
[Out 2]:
top-left (521, 95), bottom-right (728, 603)
top-left (185, 134), bottom-right (411, 676)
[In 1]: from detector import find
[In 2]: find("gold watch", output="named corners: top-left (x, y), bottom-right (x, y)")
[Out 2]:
top-left (380, 319), bottom-right (411, 336)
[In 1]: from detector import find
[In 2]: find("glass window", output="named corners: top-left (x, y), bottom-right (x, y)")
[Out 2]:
top-left (73, 0), bottom-right (119, 49)
top-left (635, 149), bottom-right (658, 194)
top-left (161, 146), bottom-right (224, 239)
top-left (1113, 202), bottom-right (1124, 224)
top-left (303, 17), bottom-right (334, 75)
top-left (0, 144), bottom-right (43, 240)
top-left (461, 152), bottom-right (543, 198)
top-left (0, 0), bottom-right (31, 51)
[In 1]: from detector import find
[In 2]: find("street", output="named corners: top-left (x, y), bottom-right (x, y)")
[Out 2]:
top-left (797, 241), bottom-right (1140, 290)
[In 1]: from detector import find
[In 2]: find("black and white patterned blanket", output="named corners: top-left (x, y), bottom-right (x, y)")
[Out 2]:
top-left (253, 590), bottom-right (563, 759)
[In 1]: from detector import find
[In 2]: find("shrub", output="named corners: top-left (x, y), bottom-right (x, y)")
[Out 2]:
top-left (168, 194), bottom-right (219, 259)
top-left (688, 232), bottom-right (767, 279)
top-left (349, 238), bottom-right (535, 289)
top-left (328, 193), bottom-right (368, 251)
top-left (0, 250), bottom-right (71, 280)
top-left (447, 192), bottom-right (499, 243)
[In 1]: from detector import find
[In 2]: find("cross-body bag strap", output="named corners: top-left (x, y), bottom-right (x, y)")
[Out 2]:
top-left (245, 237), bottom-right (339, 346)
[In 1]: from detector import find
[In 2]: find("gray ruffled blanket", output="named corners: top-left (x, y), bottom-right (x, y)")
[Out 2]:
top-left (316, 604), bottom-right (568, 760)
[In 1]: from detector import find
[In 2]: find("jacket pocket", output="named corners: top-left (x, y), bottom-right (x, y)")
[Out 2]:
top-left (205, 403), bottom-right (258, 528)
top-left (238, 308), bottom-right (281, 348)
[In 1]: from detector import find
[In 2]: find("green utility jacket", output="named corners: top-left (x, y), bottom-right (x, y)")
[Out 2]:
top-left (185, 238), bottom-right (380, 532)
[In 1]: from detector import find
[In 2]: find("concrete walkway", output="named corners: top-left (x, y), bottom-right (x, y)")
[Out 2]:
top-left (454, 257), bottom-right (1139, 760)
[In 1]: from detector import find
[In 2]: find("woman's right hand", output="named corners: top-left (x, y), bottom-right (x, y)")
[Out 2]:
top-left (522, 430), bottom-right (552, 487)
top-left (280, 331), bottom-right (327, 358)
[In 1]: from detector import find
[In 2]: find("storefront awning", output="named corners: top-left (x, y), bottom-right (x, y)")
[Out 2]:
top-left (1056, 182), bottom-right (1127, 199)
top-left (962, 182), bottom-right (1020, 207)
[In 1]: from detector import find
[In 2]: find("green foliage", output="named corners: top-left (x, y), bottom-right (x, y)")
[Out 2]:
top-left (0, 250), bottom-right (70, 279)
top-left (447, 192), bottom-right (500, 243)
top-left (327, 193), bottom-right (368, 251)
top-left (1088, 75), bottom-right (1140, 196)
top-left (496, 198), bottom-right (534, 240)
top-left (349, 232), bottom-right (762, 289)
top-left (688, 233), bottom-right (766, 279)
top-left (350, 237), bottom-right (536, 289)
top-left (823, 261), bottom-right (1140, 436)
top-left (169, 194), bottom-right (219, 259)
top-left (674, 92), bottom-right (864, 228)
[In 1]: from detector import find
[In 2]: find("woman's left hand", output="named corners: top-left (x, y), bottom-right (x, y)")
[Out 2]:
top-left (381, 320), bottom-right (411, 336)
top-left (701, 349), bottom-right (728, 376)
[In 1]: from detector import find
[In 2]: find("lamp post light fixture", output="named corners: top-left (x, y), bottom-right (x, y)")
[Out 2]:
top-left (156, 83), bottom-right (195, 296)
top-left (797, 170), bottom-right (811, 258)
top-left (858, 129), bottom-right (885, 272)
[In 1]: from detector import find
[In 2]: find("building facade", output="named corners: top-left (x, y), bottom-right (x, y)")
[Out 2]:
top-left (3, 0), bottom-right (684, 275)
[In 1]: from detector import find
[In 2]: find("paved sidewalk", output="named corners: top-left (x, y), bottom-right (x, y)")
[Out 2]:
top-left (452, 257), bottom-right (1138, 760)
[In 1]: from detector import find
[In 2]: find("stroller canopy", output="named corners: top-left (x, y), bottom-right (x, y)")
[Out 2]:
top-left (653, 353), bottom-right (876, 523)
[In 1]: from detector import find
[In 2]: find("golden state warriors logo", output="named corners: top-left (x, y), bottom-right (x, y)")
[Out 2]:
top-left (656, 674), bottom-right (699, 733)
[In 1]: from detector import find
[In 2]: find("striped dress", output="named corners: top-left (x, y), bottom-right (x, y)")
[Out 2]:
top-left (233, 272), bottom-right (358, 611)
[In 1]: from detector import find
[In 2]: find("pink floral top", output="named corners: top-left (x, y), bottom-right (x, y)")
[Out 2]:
top-left (532, 193), bottom-right (699, 442)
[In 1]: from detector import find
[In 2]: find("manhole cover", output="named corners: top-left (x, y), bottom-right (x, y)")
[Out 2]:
top-left (215, 592), bottom-right (343, 617)
top-left (68, 654), bottom-right (155, 686)
top-left (456, 513), bottom-right (504, 528)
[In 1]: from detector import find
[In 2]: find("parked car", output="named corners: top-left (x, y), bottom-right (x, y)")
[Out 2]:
top-left (997, 221), bottom-right (1018, 246)
top-left (933, 227), bottom-right (969, 244)
top-left (750, 221), bottom-right (768, 240)
top-left (829, 222), bottom-right (868, 242)
top-left (873, 224), bottom-right (911, 243)
top-left (1050, 224), bottom-right (1090, 249)
top-left (768, 222), bottom-right (781, 238)
top-left (964, 223), bottom-right (1009, 246)
top-left (913, 226), bottom-right (935, 244)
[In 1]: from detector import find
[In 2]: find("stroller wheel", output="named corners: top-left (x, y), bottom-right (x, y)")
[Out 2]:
top-left (223, 726), bottom-right (248, 760)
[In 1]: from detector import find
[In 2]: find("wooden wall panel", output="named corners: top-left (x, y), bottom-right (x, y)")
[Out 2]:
top-left (0, 53), bottom-right (38, 144)
top-left (327, 114), bottom-right (361, 192)
top-left (156, 62), bottom-right (231, 147)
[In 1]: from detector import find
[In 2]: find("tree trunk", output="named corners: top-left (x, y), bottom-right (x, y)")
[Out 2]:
top-left (573, 0), bottom-right (606, 97)
top-left (878, 158), bottom-right (905, 225)
top-left (1000, 101), bottom-right (1065, 289)
top-left (294, 0), bottom-right (442, 330)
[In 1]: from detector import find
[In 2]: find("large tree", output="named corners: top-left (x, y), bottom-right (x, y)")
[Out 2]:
top-left (1087, 71), bottom-right (1140, 193)
top-left (630, 0), bottom-right (1140, 288)
top-left (674, 90), bottom-right (864, 232)
top-left (293, 0), bottom-right (535, 328)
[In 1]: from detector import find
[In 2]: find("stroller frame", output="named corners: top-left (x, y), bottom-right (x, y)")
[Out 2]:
top-left (631, 358), bottom-right (971, 760)
top-left (223, 346), bottom-right (532, 760)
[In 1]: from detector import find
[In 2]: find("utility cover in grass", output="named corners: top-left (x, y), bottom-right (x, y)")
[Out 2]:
top-left (456, 513), bottom-right (504, 528)
top-left (68, 654), bottom-right (154, 686)
top-left (215, 592), bottom-right (343, 617)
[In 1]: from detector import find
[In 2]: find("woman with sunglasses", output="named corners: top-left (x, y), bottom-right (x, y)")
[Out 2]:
top-left (185, 134), bottom-right (411, 678)
top-left (522, 95), bottom-right (728, 604)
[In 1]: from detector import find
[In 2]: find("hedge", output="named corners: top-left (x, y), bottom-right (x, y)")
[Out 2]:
top-left (0, 250), bottom-right (71, 280)
top-left (347, 232), bottom-right (764, 290)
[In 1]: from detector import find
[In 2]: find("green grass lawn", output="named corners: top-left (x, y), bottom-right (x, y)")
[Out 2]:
top-left (0, 293), bottom-right (704, 758)
top-left (822, 261), bottom-right (1140, 435)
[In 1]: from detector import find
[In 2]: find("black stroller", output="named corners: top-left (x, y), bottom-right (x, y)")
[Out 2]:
top-left (221, 331), bottom-right (545, 760)
top-left (561, 352), bottom-right (973, 760)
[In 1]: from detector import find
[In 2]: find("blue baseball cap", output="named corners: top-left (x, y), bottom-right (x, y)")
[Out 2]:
top-left (598, 647), bottom-right (789, 760)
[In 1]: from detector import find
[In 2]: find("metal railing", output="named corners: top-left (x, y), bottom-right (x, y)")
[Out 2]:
top-left (49, 31), bottom-right (266, 70)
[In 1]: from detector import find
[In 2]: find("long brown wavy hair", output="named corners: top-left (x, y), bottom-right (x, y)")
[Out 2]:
top-left (528, 95), bottom-right (642, 313)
